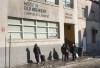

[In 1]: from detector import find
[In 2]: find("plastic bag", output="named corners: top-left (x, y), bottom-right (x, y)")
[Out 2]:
top-left (76, 53), bottom-right (79, 58)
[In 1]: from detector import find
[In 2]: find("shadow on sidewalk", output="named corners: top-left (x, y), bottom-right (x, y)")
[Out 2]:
top-left (10, 56), bottom-right (90, 68)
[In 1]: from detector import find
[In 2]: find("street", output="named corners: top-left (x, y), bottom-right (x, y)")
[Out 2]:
top-left (57, 58), bottom-right (100, 68)
top-left (9, 56), bottom-right (100, 68)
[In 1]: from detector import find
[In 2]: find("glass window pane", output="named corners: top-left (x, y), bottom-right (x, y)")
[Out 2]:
top-left (70, 0), bottom-right (73, 8)
top-left (46, 0), bottom-right (55, 3)
top-left (8, 33), bottom-right (22, 39)
top-left (24, 26), bottom-right (35, 32)
top-left (48, 33), bottom-right (58, 39)
top-left (24, 33), bottom-right (35, 39)
top-left (49, 28), bottom-right (57, 33)
top-left (49, 23), bottom-right (57, 27)
top-left (66, 0), bottom-right (71, 4)
top-left (8, 19), bottom-right (21, 24)
top-left (82, 8), bottom-right (86, 18)
top-left (8, 26), bottom-right (21, 32)
top-left (23, 20), bottom-right (35, 25)
top-left (37, 21), bottom-right (47, 26)
top-left (65, 0), bottom-right (70, 7)
top-left (37, 28), bottom-right (47, 33)
top-left (64, 0), bottom-right (73, 8)
top-left (37, 34), bottom-right (47, 39)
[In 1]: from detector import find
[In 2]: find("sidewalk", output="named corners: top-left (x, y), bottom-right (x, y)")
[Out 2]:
top-left (10, 56), bottom-right (91, 68)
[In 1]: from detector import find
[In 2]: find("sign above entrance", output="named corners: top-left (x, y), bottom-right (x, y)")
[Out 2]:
top-left (64, 9), bottom-right (74, 24)
top-left (65, 13), bottom-right (73, 19)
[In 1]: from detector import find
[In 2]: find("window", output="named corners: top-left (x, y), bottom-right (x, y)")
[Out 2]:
top-left (37, 22), bottom-right (47, 39)
top-left (23, 20), bottom-right (36, 39)
top-left (8, 19), bottom-right (22, 39)
top-left (46, 0), bottom-right (55, 3)
top-left (85, 6), bottom-right (88, 18)
top-left (48, 23), bottom-right (58, 38)
top-left (8, 18), bottom-right (59, 39)
top-left (64, 0), bottom-right (73, 8)
top-left (90, 10), bottom-right (95, 20)
top-left (91, 29), bottom-right (97, 43)
top-left (82, 8), bottom-right (86, 18)
top-left (45, 0), bottom-right (59, 5)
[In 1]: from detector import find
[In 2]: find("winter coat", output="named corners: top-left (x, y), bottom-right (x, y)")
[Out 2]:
top-left (72, 46), bottom-right (77, 54)
top-left (33, 46), bottom-right (41, 56)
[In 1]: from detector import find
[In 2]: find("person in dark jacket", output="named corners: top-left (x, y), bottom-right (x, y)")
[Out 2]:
top-left (71, 44), bottom-right (77, 61)
top-left (61, 44), bottom-right (65, 61)
top-left (61, 44), bottom-right (69, 62)
top-left (33, 44), bottom-right (41, 64)
top-left (66, 44), bottom-right (70, 61)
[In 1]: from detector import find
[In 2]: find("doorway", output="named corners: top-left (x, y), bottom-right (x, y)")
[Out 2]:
top-left (64, 23), bottom-right (75, 44)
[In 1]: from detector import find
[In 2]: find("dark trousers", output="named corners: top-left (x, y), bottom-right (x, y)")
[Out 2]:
top-left (64, 53), bottom-right (69, 62)
top-left (62, 54), bottom-right (64, 61)
top-left (64, 54), bottom-right (67, 61)
top-left (66, 53), bottom-right (69, 61)
top-left (35, 55), bottom-right (39, 63)
top-left (62, 52), bottom-right (69, 62)
top-left (72, 53), bottom-right (76, 61)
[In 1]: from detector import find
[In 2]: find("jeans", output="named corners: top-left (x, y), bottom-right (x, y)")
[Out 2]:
top-left (35, 55), bottom-right (39, 63)
top-left (72, 53), bottom-right (76, 61)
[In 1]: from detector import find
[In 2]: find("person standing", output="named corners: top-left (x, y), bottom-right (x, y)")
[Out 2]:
top-left (33, 44), bottom-right (41, 64)
top-left (66, 44), bottom-right (70, 61)
top-left (61, 44), bottom-right (68, 62)
top-left (61, 44), bottom-right (65, 61)
top-left (71, 44), bottom-right (77, 61)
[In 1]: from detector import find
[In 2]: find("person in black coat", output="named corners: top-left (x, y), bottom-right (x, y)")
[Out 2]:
top-left (61, 44), bottom-right (69, 62)
top-left (61, 44), bottom-right (65, 61)
top-left (33, 44), bottom-right (41, 64)
top-left (71, 44), bottom-right (77, 61)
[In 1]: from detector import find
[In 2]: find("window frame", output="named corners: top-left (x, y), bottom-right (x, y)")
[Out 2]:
top-left (8, 17), bottom-right (60, 39)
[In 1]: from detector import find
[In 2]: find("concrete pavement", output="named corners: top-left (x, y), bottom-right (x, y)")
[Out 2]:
top-left (7, 56), bottom-right (92, 68)
top-left (57, 58), bottom-right (100, 68)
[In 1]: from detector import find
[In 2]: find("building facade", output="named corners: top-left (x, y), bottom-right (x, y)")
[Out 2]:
top-left (0, 0), bottom-right (100, 68)
top-left (77, 0), bottom-right (100, 52)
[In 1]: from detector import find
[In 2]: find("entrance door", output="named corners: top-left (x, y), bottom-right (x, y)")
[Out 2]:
top-left (64, 23), bottom-right (75, 44)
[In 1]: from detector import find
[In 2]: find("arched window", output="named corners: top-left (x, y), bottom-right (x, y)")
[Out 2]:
top-left (90, 10), bottom-right (95, 20)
